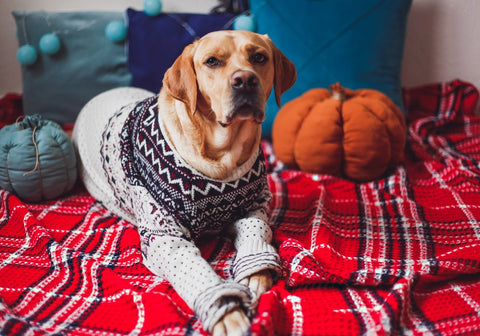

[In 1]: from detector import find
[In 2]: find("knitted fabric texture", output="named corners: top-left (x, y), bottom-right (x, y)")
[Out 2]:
top-left (2, 80), bottom-right (480, 335)
top-left (97, 95), bottom-right (280, 331)
top-left (120, 96), bottom-right (270, 239)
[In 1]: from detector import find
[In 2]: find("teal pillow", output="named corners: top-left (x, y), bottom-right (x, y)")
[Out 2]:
top-left (249, 0), bottom-right (412, 138)
top-left (12, 11), bottom-right (132, 125)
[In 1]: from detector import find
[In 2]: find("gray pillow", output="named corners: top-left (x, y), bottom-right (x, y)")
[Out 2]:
top-left (13, 11), bottom-right (132, 125)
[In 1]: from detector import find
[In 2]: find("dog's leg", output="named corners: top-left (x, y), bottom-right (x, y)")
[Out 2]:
top-left (231, 207), bottom-right (282, 305)
top-left (212, 308), bottom-right (250, 336)
top-left (239, 269), bottom-right (273, 301)
top-left (130, 187), bottom-right (253, 333)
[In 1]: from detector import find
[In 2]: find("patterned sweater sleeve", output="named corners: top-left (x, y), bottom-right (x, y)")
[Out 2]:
top-left (231, 180), bottom-right (282, 283)
top-left (130, 186), bottom-right (252, 332)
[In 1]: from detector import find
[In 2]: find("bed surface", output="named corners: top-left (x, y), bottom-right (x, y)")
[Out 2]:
top-left (1, 79), bottom-right (480, 335)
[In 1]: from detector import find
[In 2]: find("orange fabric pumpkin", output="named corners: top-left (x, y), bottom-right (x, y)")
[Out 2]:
top-left (272, 84), bottom-right (406, 181)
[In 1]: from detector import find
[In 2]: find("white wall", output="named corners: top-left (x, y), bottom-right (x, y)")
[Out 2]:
top-left (402, 0), bottom-right (480, 90)
top-left (1, 0), bottom-right (480, 107)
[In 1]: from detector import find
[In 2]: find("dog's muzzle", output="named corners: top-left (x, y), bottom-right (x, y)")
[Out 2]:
top-left (219, 70), bottom-right (264, 127)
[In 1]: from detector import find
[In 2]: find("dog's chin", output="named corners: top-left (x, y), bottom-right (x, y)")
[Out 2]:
top-left (218, 105), bottom-right (265, 128)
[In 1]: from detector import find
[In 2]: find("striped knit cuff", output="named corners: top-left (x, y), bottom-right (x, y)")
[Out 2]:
top-left (234, 240), bottom-right (282, 283)
top-left (193, 281), bottom-right (252, 332)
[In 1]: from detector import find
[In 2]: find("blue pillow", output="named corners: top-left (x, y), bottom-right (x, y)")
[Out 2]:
top-left (127, 9), bottom-right (234, 94)
top-left (249, 0), bottom-right (412, 138)
top-left (13, 11), bottom-right (132, 125)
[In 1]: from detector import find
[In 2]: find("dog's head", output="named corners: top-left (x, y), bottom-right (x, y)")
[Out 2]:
top-left (162, 30), bottom-right (296, 127)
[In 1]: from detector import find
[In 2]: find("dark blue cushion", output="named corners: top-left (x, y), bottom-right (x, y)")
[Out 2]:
top-left (250, 0), bottom-right (412, 138)
top-left (127, 9), bottom-right (234, 94)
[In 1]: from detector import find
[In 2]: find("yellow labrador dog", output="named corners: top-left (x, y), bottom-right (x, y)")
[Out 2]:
top-left (73, 30), bottom-right (296, 335)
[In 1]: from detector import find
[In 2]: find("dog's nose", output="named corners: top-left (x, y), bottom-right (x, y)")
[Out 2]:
top-left (230, 70), bottom-right (258, 92)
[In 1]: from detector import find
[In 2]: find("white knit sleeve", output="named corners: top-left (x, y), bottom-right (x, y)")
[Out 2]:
top-left (232, 188), bottom-right (282, 283)
top-left (130, 185), bottom-right (252, 332)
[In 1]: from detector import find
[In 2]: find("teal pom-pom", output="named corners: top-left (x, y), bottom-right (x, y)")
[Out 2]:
top-left (233, 15), bottom-right (256, 32)
top-left (17, 45), bottom-right (38, 66)
top-left (39, 33), bottom-right (61, 55)
top-left (105, 21), bottom-right (127, 42)
top-left (144, 0), bottom-right (162, 16)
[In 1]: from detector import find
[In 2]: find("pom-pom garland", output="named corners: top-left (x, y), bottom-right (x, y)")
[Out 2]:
top-left (16, 12), bottom-right (127, 66)
top-left (105, 20), bottom-right (127, 42)
top-left (39, 33), bottom-right (61, 55)
top-left (233, 14), bottom-right (256, 32)
top-left (17, 44), bottom-right (38, 66)
top-left (144, 0), bottom-right (163, 17)
top-left (15, 2), bottom-right (262, 68)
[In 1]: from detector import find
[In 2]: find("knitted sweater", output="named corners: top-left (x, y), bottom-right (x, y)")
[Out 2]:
top-left (99, 96), bottom-right (281, 331)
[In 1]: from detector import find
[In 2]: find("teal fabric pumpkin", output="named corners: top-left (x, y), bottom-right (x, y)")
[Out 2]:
top-left (0, 115), bottom-right (77, 202)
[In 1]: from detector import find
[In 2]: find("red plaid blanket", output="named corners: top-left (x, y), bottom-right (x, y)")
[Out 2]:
top-left (1, 79), bottom-right (480, 335)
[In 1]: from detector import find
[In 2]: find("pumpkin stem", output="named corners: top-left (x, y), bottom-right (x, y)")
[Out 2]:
top-left (330, 83), bottom-right (346, 102)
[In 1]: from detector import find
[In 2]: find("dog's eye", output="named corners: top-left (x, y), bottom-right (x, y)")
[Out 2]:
top-left (205, 57), bottom-right (221, 67)
top-left (252, 53), bottom-right (267, 64)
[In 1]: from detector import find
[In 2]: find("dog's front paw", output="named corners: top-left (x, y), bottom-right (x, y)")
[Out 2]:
top-left (239, 270), bottom-right (273, 306)
top-left (212, 308), bottom-right (250, 336)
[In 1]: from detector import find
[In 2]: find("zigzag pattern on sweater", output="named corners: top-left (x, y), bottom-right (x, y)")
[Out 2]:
top-left (138, 102), bottom-right (267, 198)
top-left (120, 96), bottom-right (270, 239)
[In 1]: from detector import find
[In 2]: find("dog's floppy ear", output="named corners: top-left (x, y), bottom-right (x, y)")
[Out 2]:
top-left (270, 41), bottom-right (297, 107)
top-left (163, 43), bottom-right (198, 114)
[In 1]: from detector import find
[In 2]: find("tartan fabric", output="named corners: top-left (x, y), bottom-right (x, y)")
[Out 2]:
top-left (1, 79), bottom-right (480, 335)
